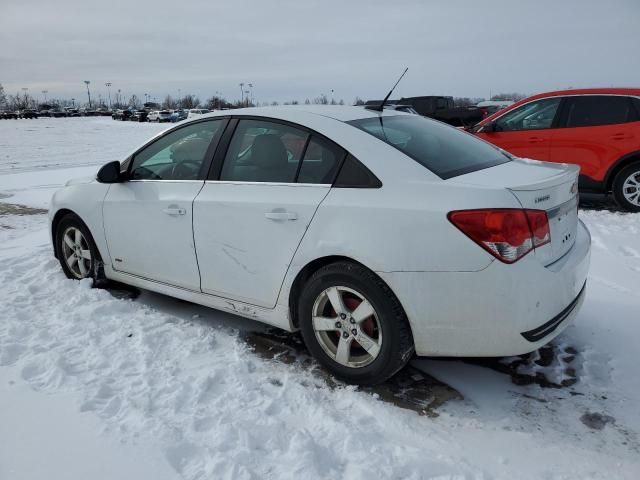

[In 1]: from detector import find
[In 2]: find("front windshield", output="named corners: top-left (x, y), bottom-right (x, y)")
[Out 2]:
top-left (348, 115), bottom-right (510, 179)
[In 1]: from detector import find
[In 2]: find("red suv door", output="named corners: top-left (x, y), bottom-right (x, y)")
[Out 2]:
top-left (549, 95), bottom-right (640, 183)
top-left (475, 97), bottom-right (562, 160)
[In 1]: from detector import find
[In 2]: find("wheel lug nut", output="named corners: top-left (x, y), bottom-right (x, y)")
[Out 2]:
top-left (349, 318), bottom-right (355, 324)
top-left (342, 331), bottom-right (349, 338)
top-left (340, 313), bottom-right (346, 320)
top-left (351, 329), bottom-right (357, 336)
top-left (335, 321), bottom-right (342, 329)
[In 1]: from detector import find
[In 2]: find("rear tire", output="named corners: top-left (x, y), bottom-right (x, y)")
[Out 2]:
top-left (612, 162), bottom-right (640, 212)
top-left (55, 213), bottom-right (100, 281)
top-left (298, 261), bottom-right (414, 386)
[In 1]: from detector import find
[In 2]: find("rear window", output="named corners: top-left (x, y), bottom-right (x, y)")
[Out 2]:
top-left (348, 115), bottom-right (509, 179)
top-left (565, 95), bottom-right (637, 127)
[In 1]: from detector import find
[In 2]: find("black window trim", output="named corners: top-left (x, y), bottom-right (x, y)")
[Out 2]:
top-left (333, 154), bottom-right (382, 188)
top-left (123, 116), bottom-right (231, 181)
top-left (205, 114), bottom-right (380, 188)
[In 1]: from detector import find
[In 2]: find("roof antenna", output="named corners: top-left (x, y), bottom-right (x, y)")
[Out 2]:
top-left (368, 67), bottom-right (408, 112)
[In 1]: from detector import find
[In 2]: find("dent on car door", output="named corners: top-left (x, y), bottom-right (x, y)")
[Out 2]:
top-left (549, 95), bottom-right (640, 181)
top-left (193, 118), bottom-right (345, 308)
top-left (480, 97), bottom-right (562, 160)
top-left (102, 119), bottom-right (226, 290)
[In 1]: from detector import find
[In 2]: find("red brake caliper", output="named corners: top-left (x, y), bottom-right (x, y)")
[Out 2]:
top-left (343, 295), bottom-right (376, 348)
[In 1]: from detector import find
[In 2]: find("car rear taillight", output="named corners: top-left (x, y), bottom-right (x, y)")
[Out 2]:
top-left (524, 210), bottom-right (550, 248)
top-left (448, 209), bottom-right (550, 264)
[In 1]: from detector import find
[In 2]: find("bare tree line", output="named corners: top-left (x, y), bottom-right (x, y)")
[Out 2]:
top-left (0, 82), bottom-right (525, 112)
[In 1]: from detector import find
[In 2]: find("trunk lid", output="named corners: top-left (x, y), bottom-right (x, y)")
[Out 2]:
top-left (452, 158), bottom-right (580, 265)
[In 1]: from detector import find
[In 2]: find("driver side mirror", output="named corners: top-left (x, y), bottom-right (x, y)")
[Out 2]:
top-left (97, 160), bottom-right (124, 183)
top-left (480, 121), bottom-right (496, 133)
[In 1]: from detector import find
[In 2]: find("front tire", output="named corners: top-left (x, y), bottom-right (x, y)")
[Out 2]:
top-left (298, 261), bottom-right (414, 386)
top-left (612, 162), bottom-right (640, 212)
top-left (55, 214), bottom-right (99, 280)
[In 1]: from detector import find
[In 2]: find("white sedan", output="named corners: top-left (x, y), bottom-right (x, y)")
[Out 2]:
top-left (49, 106), bottom-right (591, 385)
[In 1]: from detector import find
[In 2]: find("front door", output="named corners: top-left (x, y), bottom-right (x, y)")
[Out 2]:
top-left (478, 97), bottom-right (562, 161)
top-left (103, 119), bottom-right (226, 290)
top-left (193, 119), bottom-right (344, 308)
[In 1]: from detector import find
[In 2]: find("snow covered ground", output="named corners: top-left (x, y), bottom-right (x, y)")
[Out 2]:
top-left (0, 118), bottom-right (639, 479)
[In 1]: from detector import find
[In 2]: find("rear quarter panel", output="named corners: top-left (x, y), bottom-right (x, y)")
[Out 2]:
top-left (277, 177), bottom-right (520, 308)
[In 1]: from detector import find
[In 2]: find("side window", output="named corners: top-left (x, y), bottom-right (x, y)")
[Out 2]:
top-left (297, 136), bottom-right (345, 184)
top-left (565, 96), bottom-right (635, 128)
top-left (220, 119), bottom-right (309, 183)
top-left (495, 97), bottom-right (561, 132)
top-left (130, 120), bottom-right (223, 180)
top-left (334, 155), bottom-right (382, 188)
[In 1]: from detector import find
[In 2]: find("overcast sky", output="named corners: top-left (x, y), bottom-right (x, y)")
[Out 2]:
top-left (1, 0), bottom-right (638, 105)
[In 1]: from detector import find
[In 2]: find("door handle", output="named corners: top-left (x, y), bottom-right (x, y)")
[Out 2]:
top-left (162, 207), bottom-right (186, 216)
top-left (264, 210), bottom-right (298, 221)
top-left (611, 133), bottom-right (631, 140)
top-left (528, 137), bottom-right (545, 143)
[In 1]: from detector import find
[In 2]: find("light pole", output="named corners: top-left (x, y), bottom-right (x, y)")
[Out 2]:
top-left (71, 98), bottom-right (75, 107)
top-left (117, 89), bottom-right (121, 108)
top-left (84, 81), bottom-right (92, 109)
top-left (42, 90), bottom-right (48, 104)
top-left (105, 83), bottom-right (112, 109)
top-left (239, 83), bottom-right (244, 106)
top-left (245, 90), bottom-right (250, 107)
top-left (248, 83), bottom-right (253, 106)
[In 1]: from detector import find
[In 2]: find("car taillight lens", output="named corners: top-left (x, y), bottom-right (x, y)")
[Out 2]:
top-left (524, 210), bottom-right (550, 248)
top-left (448, 209), bottom-right (550, 264)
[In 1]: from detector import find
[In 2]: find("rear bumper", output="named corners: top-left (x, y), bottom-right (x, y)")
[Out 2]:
top-left (378, 219), bottom-right (591, 357)
top-left (520, 282), bottom-right (585, 342)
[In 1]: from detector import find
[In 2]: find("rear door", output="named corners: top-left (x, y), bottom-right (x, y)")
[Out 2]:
top-left (549, 95), bottom-right (640, 182)
top-left (477, 97), bottom-right (562, 160)
top-left (193, 118), bottom-right (345, 308)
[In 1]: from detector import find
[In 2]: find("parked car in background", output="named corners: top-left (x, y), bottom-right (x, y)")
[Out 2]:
top-left (473, 88), bottom-right (640, 211)
top-left (148, 110), bottom-right (173, 123)
top-left (112, 109), bottom-right (134, 121)
top-left (1, 111), bottom-right (19, 119)
top-left (170, 109), bottom-right (189, 122)
top-left (131, 110), bottom-right (150, 122)
top-left (187, 108), bottom-right (210, 119)
top-left (66, 109), bottom-right (81, 117)
top-left (49, 106), bottom-right (590, 385)
top-left (366, 96), bottom-right (484, 127)
top-left (51, 109), bottom-right (67, 118)
top-left (147, 110), bottom-right (160, 122)
top-left (20, 109), bottom-right (39, 119)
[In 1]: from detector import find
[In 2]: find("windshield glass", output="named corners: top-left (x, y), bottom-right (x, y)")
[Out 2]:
top-left (348, 115), bottom-right (509, 179)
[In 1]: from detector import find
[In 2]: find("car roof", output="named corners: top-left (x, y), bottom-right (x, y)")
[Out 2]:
top-left (196, 105), bottom-right (408, 124)
top-left (479, 87), bottom-right (640, 125)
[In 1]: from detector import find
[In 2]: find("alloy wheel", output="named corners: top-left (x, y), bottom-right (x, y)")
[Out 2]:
top-left (622, 171), bottom-right (640, 206)
top-left (311, 286), bottom-right (382, 368)
top-left (61, 226), bottom-right (92, 279)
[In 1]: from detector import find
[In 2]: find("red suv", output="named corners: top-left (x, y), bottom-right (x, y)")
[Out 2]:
top-left (473, 88), bottom-right (640, 211)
